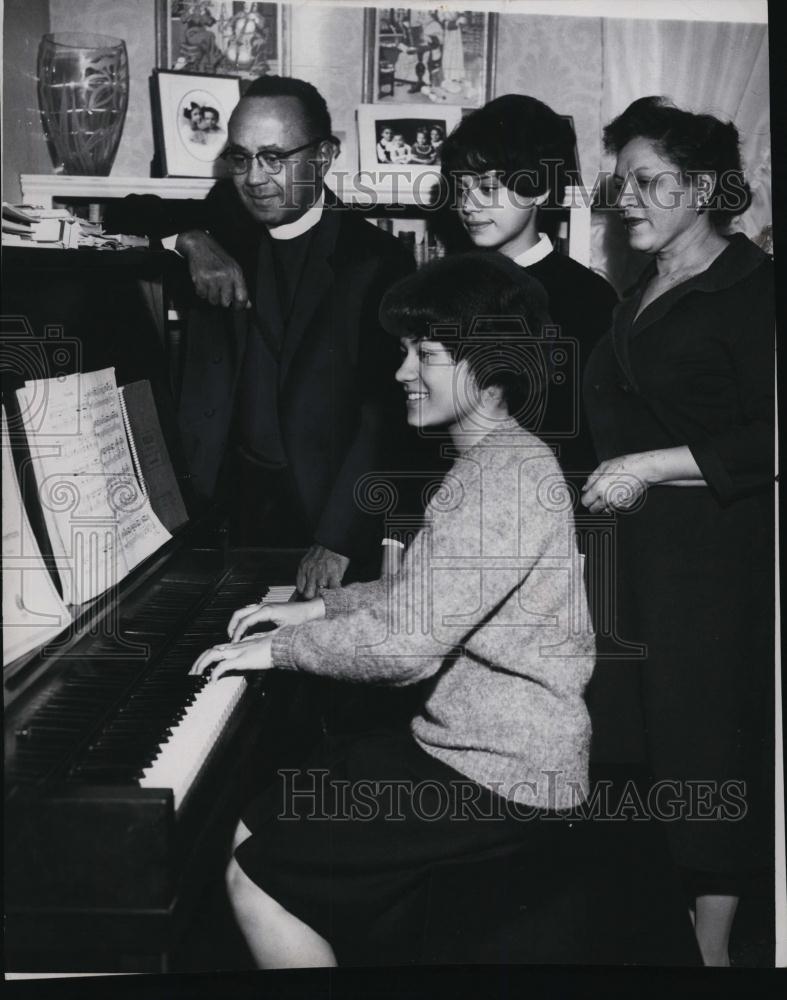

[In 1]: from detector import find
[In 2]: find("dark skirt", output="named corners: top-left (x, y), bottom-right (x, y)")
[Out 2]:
top-left (596, 487), bottom-right (774, 884)
top-left (234, 728), bottom-right (556, 966)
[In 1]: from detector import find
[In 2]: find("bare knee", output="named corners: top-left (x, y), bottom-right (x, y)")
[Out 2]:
top-left (226, 856), bottom-right (252, 912)
top-left (224, 857), bottom-right (337, 968)
top-left (231, 819), bottom-right (252, 853)
top-left (226, 855), bottom-right (277, 922)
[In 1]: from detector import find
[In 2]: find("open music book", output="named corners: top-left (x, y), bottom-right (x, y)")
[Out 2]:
top-left (7, 368), bottom-right (187, 627)
top-left (2, 407), bottom-right (72, 663)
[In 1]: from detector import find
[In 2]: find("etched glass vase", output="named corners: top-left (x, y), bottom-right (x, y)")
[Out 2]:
top-left (37, 33), bottom-right (129, 176)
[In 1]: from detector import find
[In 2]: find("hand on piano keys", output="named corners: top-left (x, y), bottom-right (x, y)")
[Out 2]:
top-left (227, 593), bottom-right (326, 643)
top-left (190, 632), bottom-right (276, 684)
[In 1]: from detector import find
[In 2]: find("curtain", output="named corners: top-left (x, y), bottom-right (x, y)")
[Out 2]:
top-left (593, 18), bottom-right (771, 291)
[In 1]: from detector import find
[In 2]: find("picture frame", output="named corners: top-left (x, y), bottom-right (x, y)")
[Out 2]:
top-left (155, 1), bottom-right (291, 82)
top-left (151, 69), bottom-right (241, 178)
top-left (357, 103), bottom-right (463, 180)
top-left (362, 8), bottom-right (497, 108)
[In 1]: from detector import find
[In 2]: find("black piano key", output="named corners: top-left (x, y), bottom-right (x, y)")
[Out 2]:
top-left (10, 569), bottom-right (271, 790)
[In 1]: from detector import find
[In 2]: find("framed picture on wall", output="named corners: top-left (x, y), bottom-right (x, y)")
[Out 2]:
top-left (362, 8), bottom-right (497, 108)
top-left (357, 104), bottom-right (462, 178)
top-left (152, 70), bottom-right (241, 177)
top-left (155, 1), bottom-right (291, 81)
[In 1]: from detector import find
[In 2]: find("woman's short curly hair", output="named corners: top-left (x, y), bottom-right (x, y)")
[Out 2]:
top-left (603, 96), bottom-right (751, 225)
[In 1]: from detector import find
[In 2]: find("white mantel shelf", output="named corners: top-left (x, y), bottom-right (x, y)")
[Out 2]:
top-left (19, 170), bottom-right (449, 208)
top-left (20, 174), bottom-right (216, 207)
top-left (18, 174), bottom-right (592, 265)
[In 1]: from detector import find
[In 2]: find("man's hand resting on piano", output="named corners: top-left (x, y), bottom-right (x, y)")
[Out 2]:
top-left (176, 230), bottom-right (250, 310)
top-left (297, 545), bottom-right (350, 599)
top-left (190, 633), bottom-right (275, 683)
top-left (227, 597), bottom-right (325, 643)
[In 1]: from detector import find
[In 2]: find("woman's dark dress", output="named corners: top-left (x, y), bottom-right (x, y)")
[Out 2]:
top-left (583, 234), bottom-right (775, 887)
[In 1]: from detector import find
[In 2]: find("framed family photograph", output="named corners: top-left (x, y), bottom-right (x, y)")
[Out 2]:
top-left (152, 70), bottom-right (241, 177)
top-left (357, 104), bottom-right (463, 178)
top-left (155, 0), bottom-right (291, 80)
top-left (362, 8), bottom-right (497, 108)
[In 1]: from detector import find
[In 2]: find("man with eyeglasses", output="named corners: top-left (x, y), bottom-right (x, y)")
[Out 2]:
top-left (166, 75), bottom-right (414, 600)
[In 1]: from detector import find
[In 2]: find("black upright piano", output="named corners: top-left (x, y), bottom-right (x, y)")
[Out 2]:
top-left (2, 247), bottom-right (303, 973)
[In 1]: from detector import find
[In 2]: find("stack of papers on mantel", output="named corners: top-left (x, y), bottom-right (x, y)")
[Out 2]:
top-left (2, 203), bottom-right (148, 250)
top-left (2, 203), bottom-right (73, 245)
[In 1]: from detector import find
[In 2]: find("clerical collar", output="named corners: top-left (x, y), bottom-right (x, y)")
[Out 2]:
top-left (268, 192), bottom-right (325, 240)
top-left (513, 232), bottom-right (553, 268)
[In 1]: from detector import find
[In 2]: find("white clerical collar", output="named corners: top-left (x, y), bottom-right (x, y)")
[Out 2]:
top-left (513, 232), bottom-right (553, 268)
top-left (267, 192), bottom-right (325, 240)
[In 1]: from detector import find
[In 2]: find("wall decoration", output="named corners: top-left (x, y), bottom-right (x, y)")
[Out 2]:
top-left (152, 69), bottom-right (241, 177)
top-left (155, 1), bottom-right (290, 81)
top-left (362, 8), bottom-right (497, 107)
top-left (357, 103), bottom-right (462, 179)
top-left (37, 32), bottom-right (129, 176)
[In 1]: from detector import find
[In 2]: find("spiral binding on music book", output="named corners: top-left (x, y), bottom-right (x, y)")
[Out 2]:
top-left (118, 384), bottom-right (147, 498)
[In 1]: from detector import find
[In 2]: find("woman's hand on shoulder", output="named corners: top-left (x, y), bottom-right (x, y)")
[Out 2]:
top-left (190, 632), bottom-right (274, 683)
top-left (581, 452), bottom-right (652, 513)
top-left (227, 597), bottom-right (325, 643)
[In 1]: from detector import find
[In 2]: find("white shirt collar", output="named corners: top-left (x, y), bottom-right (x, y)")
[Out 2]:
top-left (268, 192), bottom-right (325, 240)
top-left (513, 232), bottom-right (553, 268)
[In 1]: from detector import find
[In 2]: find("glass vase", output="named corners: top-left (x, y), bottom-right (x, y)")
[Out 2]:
top-left (37, 32), bottom-right (129, 176)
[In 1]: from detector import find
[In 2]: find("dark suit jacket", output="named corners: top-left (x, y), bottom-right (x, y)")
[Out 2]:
top-left (177, 182), bottom-right (415, 561)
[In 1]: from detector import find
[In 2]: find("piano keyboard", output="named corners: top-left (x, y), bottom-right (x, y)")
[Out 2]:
top-left (138, 676), bottom-right (247, 811)
top-left (139, 584), bottom-right (296, 811)
top-left (9, 568), bottom-right (295, 814)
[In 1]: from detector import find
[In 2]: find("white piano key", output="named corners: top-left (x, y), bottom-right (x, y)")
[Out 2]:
top-left (139, 676), bottom-right (246, 811)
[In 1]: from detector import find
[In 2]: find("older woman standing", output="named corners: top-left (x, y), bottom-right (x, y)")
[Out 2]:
top-left (582, 97), bottom-right (774, 966)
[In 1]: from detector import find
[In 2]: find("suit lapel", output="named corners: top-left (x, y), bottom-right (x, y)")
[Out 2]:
top-left (278, 202), bottom-right (342, 386)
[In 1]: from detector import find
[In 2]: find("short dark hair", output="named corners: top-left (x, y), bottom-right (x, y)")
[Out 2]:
top-left (440, 94), bottom-right (578, 210)
top-left (602, 96), bottom-right (751, 225)
top-left (379, 252), bottom-right (552, 420)
top-left (241, 75), bottom-right (333, 139)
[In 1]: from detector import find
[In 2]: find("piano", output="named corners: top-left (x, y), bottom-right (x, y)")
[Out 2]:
top-left (4, 536), bottom-right (304, 973)
top-left (1, 247), bottom-right (306, 973)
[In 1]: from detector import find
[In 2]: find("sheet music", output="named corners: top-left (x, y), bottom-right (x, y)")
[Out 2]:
top-left (2, 407), bottom-right (71, 665)
top-left (119, 381), bottom-right (188, 533)
top-left (16, 368), bottom-right (171, 606)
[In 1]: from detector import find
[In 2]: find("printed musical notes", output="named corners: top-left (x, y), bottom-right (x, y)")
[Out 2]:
top-left (119, 381), bottom-right (188, 533)
top-left (16, 368), bottom-right (172, 606)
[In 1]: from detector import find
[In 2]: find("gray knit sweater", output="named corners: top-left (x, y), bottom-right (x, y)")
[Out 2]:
top-left (271, 419), bottom-right (595, 809)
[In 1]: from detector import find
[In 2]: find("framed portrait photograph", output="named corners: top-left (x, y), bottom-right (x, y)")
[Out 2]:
top-left (155, 0), bottom-right (290, 80)
top-left (357, 104), bottom-right (463, 179)
top-left (362, 8), bottom-right (497, 107)
top-left (152, 70), bottom-right (241, 177)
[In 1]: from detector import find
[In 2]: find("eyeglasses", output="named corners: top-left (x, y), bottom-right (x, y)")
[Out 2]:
top-left (220, 138), bottom-right (326, 175)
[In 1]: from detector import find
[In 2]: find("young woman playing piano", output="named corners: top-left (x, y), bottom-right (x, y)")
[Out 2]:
top-left (191, 252), bottom-right (595, 968)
